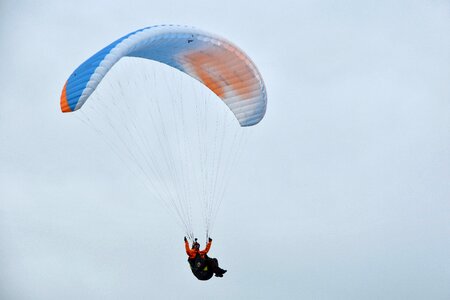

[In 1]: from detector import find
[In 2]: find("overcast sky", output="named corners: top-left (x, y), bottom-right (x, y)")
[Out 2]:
top-left (1, 0), bottom-right (450, 299)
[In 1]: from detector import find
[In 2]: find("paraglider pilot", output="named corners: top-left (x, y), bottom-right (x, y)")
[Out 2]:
top-left (184, 237), bottom-right (227, 280)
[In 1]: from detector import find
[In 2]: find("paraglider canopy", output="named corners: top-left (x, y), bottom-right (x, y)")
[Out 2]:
top-left (61, 24), bottom-right (267, 127)
top-left (60, 24), bottom-right (267, 240)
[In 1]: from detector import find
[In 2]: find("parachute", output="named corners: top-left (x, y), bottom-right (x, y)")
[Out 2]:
top-left (61, 25), bottom-right (266, 126)
top-left (60, 25), bottom-right (267, 240)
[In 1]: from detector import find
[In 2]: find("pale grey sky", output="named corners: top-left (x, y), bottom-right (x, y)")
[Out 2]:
top-left (1, 0), bottom-right (450, 299)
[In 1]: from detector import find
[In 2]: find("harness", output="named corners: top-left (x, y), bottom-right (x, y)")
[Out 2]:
top-left (188, 253), bottom-right (213, 281)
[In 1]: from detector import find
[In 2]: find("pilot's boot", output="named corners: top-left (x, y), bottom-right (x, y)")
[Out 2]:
top-left (215, 268), bottom-right (227, 277)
